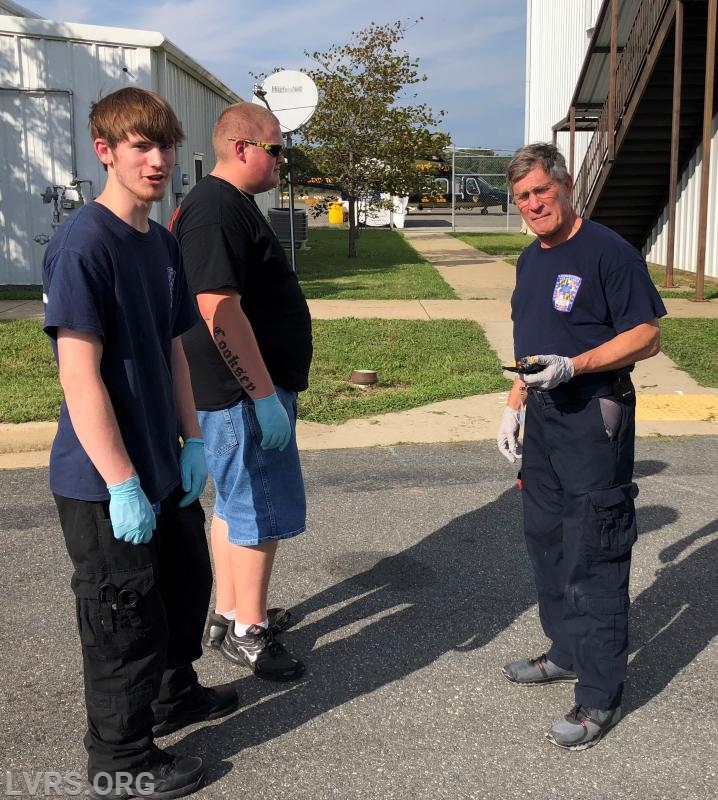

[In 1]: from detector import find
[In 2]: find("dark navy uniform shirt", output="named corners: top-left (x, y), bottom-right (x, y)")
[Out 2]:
top-left (512, 219), bottom-right (666, 386)
top-left (43, 202), bottom-right (198, 503)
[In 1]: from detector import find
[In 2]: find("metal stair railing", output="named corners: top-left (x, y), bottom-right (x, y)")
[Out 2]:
top-left (572, 0), bottom-right (673, 214)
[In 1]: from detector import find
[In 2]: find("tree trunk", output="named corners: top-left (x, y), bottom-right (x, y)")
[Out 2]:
top-left (347, 196), bottom-right (358, 257)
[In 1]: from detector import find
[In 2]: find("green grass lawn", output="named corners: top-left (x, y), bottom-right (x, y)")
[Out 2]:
top-left (660, 318), bottom-right (718, 387)
top-left (296, 229), bottom-right (456, 299)
top-left (0, 320), bottom-right (63, 423)
top-left (453, 233), bottom-right (718, 297)
top-left (301, 318), bottom-right (510, 423)
top-left (647, 264), bottom-right (718, 300)
top-left (0, 286), bottom-right (42, 301)
top-left (0, 317), bottom-right (509, 425)
top-left (451, 232), bottom-right (535, 257)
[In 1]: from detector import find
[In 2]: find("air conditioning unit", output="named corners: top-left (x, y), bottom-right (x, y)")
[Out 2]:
top-left (268, 208), bottom-right (308, 248)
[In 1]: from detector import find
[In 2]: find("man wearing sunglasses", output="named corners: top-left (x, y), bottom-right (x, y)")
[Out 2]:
top-left (172, 103), bottom-right (312, 682)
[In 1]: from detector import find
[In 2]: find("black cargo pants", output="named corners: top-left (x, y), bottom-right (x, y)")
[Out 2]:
top-left (521, 380), bottom-right (638, 710)
top-left (54, 486), bottom-right (212, 779)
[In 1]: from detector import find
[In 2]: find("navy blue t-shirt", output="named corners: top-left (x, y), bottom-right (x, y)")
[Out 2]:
top-left (512, 219), bottom-right (666, 385)
top-left (43, 202), bottom-right (198, 503)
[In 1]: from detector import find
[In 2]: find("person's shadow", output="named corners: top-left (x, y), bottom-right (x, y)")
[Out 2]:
top-left (179, 480), bottom-right (535, 768)
top-left (626, 514), bottom-right (718, 713)
top-left (623, 458), bottom-right (718, 712)
top-left (177, 460), bottom-right (694, 776)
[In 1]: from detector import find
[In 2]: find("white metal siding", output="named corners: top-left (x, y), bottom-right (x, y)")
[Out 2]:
top-left (526, 0), bottom-right (716, 276)
top-left (159, 55), bottom-right (230, 219)
top-left (0, 20), bottom-right (243, 284)
top-left (0, 90), bottom-right (73, 283)
top-left (525, 0), bottom-right (603, 168)
top-left (644, 113), bottom-right (718, 279)
top-left (159, 57), bottom-right (278, 216)
top-left (0, 32), bottom-right (153, 282)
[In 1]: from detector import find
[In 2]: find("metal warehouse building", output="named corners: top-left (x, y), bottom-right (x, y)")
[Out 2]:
top-left (0, 0), bottom-right (247, 285)
top-left (526, 0), bottom-right (718, 287)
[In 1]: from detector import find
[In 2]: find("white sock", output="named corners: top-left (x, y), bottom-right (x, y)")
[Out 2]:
top-left (234, 618), bottom-right (269, 637)
top-left (216, 609), bottom-right (235, 621)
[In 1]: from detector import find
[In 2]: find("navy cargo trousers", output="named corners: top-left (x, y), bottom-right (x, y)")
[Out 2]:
top-left (54, 487), bottom-right (212, 780)
top-left (521, 381), bottom-right (638, 710)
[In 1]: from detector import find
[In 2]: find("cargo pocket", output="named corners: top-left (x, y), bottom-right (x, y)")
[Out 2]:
top-left (584, 482), bottom-right (639, 561)
top-left (71, 566), bottom-right (166, 658)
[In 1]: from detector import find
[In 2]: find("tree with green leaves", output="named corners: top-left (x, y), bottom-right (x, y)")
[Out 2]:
top-left (301, 19), bottom-right (449, 256)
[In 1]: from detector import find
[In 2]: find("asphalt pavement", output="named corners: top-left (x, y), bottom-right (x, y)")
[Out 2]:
top-left (1, 437), bottom-right (717, 800)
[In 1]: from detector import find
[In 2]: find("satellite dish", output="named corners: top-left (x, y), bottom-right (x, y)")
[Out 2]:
top-left (252, 70), bottom-right (318, 133)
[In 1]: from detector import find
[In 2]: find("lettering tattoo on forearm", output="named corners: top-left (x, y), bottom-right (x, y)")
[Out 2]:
top-left (212, 325), bottom-right (257, 392)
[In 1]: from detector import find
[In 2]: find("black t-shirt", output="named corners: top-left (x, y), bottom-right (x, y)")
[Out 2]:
top-left (512, 219), bottom-right (666, 387)
top-left (173, 176), bottom-right (313, 410)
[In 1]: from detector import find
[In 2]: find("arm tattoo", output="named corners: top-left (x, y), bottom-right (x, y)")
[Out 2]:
top-left (212, 325), bottom-right (257, 392)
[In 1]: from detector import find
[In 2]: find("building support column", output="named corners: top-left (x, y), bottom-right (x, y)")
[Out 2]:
top-left (665, 0), bottom-right (683, 288)
top-left (607, 0), bottom-right (618, 162)
top-left (695, 0), bottom-right (717, 301)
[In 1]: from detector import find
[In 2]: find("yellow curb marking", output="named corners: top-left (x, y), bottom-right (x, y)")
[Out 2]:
top-left (636, 394), bottom-right (718, 421)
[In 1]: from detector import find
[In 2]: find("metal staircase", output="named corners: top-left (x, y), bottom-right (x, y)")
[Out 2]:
top-left (570, 0), bottom-right (716, 253)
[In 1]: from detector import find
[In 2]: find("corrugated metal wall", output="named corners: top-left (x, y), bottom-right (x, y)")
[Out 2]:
top-left (526, 0), bottom-right (717, 278)
top-left (0, 31), bottom-right (153, 283)
top-left (525, 0), bottom-right (603, 167)
top-left (160, 56), bottom-right (275, 217)
top-left (0, 25), bottom-right (246, 284)
top-left (644, 114), bottom-right (718, 278)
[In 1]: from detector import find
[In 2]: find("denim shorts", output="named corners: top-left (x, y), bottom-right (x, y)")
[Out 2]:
top-left (197, 387), bottom-right (306, 546)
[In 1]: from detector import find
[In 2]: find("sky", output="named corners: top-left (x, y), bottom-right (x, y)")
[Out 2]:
top-left (21, 0), bottom-right (527, 151)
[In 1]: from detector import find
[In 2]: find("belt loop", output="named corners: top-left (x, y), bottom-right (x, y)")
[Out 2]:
top-left (529, 387), bottom-right (547, 406)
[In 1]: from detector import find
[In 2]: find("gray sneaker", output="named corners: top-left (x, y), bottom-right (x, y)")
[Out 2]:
top-left (502, 653), bottom-right (577, 684)
top-left (220, 623), bottom-right (305, 681)
top-left (546, 704), bottom-right (622, 750)
top-left (202, 608), bottom-right (292, 649)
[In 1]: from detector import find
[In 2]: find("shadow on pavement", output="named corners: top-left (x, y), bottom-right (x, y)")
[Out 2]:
top-left (179, 482), bottom-right (533, 775)
top-left (627, 515), bottom-right (718, 713)
top-left (178, 465), bottom-right (708, 785)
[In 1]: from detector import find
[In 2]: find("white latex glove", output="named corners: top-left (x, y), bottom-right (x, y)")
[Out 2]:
top-left (519, 354), bottom-right (574, 390)
top-left (497, 406), bottom-right (522, 464)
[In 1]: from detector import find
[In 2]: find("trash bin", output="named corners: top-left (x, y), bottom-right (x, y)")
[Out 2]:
top-left (328, 202), bottom-right (344, 224)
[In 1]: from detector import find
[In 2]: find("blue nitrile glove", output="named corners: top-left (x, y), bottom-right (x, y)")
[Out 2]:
top-left (253, 392), bottom-right (292, 451)
top-left (519, 354), bottom-right (575, 390)
top-left (107, 475), bottom-right (156, 545)
top-left (178, 437), bottom-right (207, 507)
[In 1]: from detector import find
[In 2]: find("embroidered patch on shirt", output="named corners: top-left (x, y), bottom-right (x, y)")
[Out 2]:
top-left (552, 274), bottom-right (582, 312)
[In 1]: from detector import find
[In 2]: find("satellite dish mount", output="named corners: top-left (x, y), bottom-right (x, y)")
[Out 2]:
top-left (253, 70), bottom-right (319, 271)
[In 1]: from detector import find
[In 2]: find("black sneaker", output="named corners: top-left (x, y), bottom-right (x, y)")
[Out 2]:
top-left (220, 623), bottom-right (305, 681)
top-left (88, 749), bottom-right (204, 799)
top-left (153, 682), bottom-right (239, 737)
top-left (502, 653), bottom-right (577, 684)
top-left (546, 704), bottom-right (622, 750)
top-left (202, 607), bottom-right (292, 649)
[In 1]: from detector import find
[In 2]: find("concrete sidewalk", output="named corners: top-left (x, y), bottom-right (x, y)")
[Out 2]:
top-left (1, 230), bottom-right (716, 467)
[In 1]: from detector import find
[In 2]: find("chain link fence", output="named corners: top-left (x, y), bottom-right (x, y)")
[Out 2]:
top-left (411, 147), bottom-right (519, 231)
